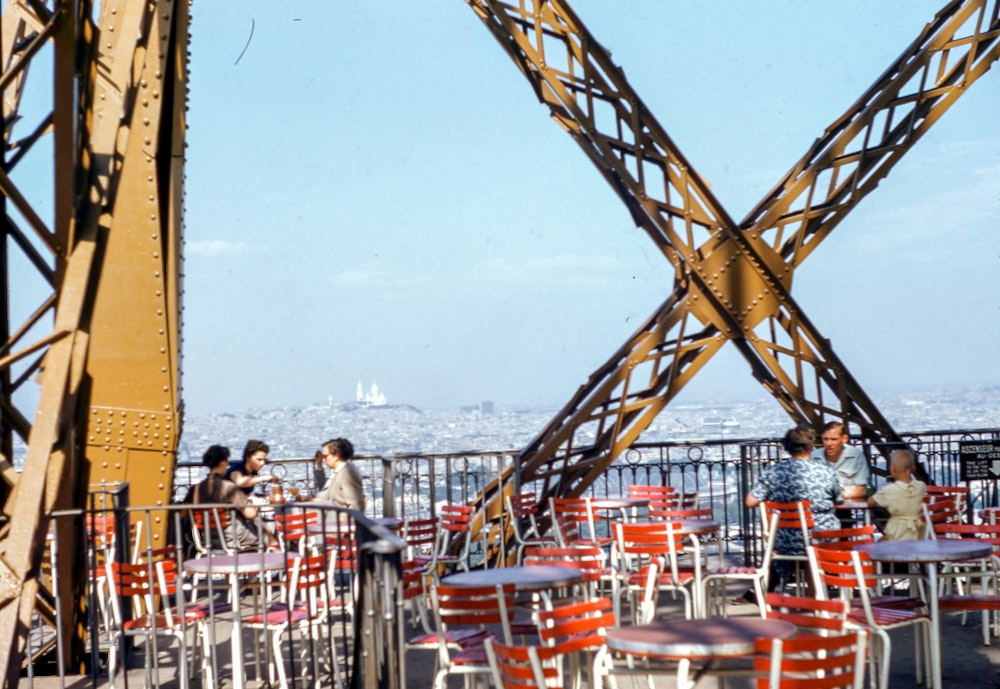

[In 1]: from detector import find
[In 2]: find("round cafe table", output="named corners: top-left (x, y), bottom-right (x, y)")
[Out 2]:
top-left (632, 518), bottom-right (721, 537)
top-left (441, 564), bottom-right (583, 592)
top-left (858, 538), bottom-right (992, 689)
top-left (588, 497), bottom-right (650, 511)
top-left (605, 617), bottom-right (795, 689)
top-left (185, 552), bottom-right (297, 689)
top-left (836, 500), bottom-right (873, 526)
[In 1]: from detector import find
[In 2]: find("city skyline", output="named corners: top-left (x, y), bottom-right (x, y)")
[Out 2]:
top-left (173, 383), bottom-right (999, 461)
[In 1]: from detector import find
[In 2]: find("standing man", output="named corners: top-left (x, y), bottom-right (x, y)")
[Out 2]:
top-left (812, 421), bottom-right (870, 491)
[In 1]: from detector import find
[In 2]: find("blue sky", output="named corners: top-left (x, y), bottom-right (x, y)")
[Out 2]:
top-left (181, 2), bottom-right (999, 415)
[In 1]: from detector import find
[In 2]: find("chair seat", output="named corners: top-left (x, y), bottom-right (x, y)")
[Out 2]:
top-left (244, 604), bottom-right (311, 626)
top-left (407, 628), bottom-right (490, 649)
top-left (185, 600), bottom-right (234, 617)
top-left (509, 620), bottom-right (540, 637)
top-left (411, 555), bottom-right (434, 567)
top-left (627, 568), bottom-right (697, 587)
top-left (939, 594), bottom-right (1000, 611)
top-left (848, 606), bottom-right (928, 627)
top-left (865, 594), bottom-right (925, 610)
top-left (123, 611), bottom-right (204, 631)
top-left (451, 645), bottom-right (491, 665)
top-left (706, 565), bottom-right (758, 576)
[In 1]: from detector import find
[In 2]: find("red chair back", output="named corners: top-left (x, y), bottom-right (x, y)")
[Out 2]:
top-left (627, 484), bottom-right (677, 511)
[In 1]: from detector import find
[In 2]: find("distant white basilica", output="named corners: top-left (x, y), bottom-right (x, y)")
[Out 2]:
top-left (356, 380), bottom-right (388, 406)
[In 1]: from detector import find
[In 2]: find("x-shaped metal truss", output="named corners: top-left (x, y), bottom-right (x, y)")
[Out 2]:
top-left (464, 0), bottom-right (1000, 503)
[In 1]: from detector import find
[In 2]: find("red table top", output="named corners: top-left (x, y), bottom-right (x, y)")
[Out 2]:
top-left (605, 617), bottom-right (795, 658)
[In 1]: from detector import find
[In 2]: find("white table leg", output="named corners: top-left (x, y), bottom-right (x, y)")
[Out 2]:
top-left (677, 657), bottom-right (692, 689)
top-left (230, 573), bottom-right (245, 689)
top-left (928, 566), bottom-right (941, 689)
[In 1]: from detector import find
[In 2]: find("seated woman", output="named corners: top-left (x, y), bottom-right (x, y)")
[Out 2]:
top-left (224, 439), bottom-right (279, 497)
top-left (745, 425), bottom-right (841, 592)
top-left (184, 445), bottom-right (278, 551)
top-left (867, 448), bottom-right (927, 540)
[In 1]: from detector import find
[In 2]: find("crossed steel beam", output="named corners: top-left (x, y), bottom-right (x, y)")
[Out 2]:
top-left (464, 0), bottom-right (1000, 502)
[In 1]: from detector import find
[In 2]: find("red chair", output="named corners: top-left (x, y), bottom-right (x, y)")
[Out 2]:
top-left (523, 545), bottom-right (611, 602)
top-left (933, 521), bottom-right (1000, 645)
top-left (506, 492), bottom-right (558, 564)
top-left (759, 500), bottom-right (814, 593)
top-left (810, 524), bottom-right (925, 611)
top-left (550, 497), bottom-right (610, 548)
top-left (809, 544), bottom-right (931, 689)
top-left (922, 496), bottom-right (961, 535)
top-left (764, 592), bottom-right (850, 637)
top-left (189, 506), bottom-right (237, 556)
top-left (403, 516), bottom-right (441, 577)
top-left (627, 484), bottom-right (677, 513)
top-left (613, 521), bottom-right (698, 621)
top-left (105, 548), bottom-right (212, 689)
top-left (425, 582), bottom-right (517, 689)
top-left (435, 504), bottom-right (475, 574)
top-left (924, 484), bottom-right (969, 519)
top-left (485, 637), bottom-right (562, 689)
top-left (243, 552), bottom-right (344, 689)
top-left (810, 523), bottom-right (878, 549)
top-left (272, 508), bottom-right (319, 552)
top-left (753, 627), bottom-right (869, 689)
top-left (536, 596), bottom-right (616, 689)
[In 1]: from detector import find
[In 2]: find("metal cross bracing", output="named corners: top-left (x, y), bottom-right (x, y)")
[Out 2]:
top-left (0, 0), bottom-right (187, 684)
top-left (463, 0), bottom-right (1000, 506)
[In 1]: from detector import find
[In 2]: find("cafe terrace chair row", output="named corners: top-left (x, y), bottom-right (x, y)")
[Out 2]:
top-left (241, 551), bottom-right (346, 689)
top-left (404, 578), bottom-right (616, 689)
top-left (485, 591), bottom-right (869, 689)
top-left (105, 545), bottom-right (213, 689)
top-left (929, 520), bottom-right (1000, 645)
top-left (402, 504), bottom-right (475, 578)
top-left (808, 544), bottom-right (932, 689)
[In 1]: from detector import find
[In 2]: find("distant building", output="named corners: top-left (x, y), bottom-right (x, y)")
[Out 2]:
top-left (356, 380), bottom-right (388, 406)
top-left (481, 400), bottom-right (494, 415)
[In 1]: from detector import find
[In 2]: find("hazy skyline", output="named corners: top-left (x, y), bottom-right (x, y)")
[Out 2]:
top-left (181, 2), bottom-right (999, 416)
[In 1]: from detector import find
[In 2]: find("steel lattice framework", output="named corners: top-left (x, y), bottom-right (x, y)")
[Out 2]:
top-left (0, 0), bottom-right (996, 681)
top-left (0, 0), bottom-right (186, 682)
top-left (463, 0), bottom-right (1000, 507)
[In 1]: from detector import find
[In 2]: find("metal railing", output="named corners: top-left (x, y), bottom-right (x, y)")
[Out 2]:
top-left (24, 427), bottom-right (1000, 686)
top-left (26, 490), bottom-right (405, 689)
top-left (173, 428), bottom-right (1000, 568)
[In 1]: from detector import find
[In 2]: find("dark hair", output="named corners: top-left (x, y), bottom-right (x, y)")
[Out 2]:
top-left (202, 444), bottom-right (231, 468)
top-left (243, 439), bottom-right (270, 461)
top-left (781, 426), bottom-right (816, 456)
top-left (821, 421), bottom-right (848, 435)
top-left (322, 438), bottom-right (355, 460)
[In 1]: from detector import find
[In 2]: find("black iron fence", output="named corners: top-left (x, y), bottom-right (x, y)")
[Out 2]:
top-left (174, 428), bottom-right (1000, 568)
